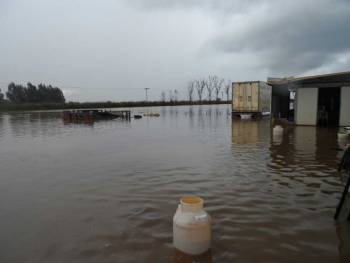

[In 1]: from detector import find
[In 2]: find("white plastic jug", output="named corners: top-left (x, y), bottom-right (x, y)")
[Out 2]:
top-left (173, 196), bottom-right (211, 255)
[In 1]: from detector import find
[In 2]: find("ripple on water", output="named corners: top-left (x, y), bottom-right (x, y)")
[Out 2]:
top-left (0, 107), bottom-right (348, 263)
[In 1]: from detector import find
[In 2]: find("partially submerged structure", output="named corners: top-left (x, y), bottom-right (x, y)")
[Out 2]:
top-left (231, 81), bottom-right (271, 118)
top-left (268, 71), bottom-right (350, 126)
top-left (63, 109), bottom-right (131, 123)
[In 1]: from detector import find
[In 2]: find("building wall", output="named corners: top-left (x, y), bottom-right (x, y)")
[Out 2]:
top-left (340, 86), bottom-right (350, 126)
top-left (295, 88), bottom-right (318, 125)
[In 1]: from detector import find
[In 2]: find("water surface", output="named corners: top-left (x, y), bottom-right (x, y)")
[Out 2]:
top-left (0, 105), bottom-right (349, 263)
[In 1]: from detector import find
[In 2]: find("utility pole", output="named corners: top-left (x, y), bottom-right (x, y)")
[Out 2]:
top-left (144, 88), bottom-right (150, 101)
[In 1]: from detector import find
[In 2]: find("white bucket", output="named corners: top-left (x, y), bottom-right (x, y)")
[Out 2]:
top-left (173, 196), bottom-right (211, 255)
top-left (273, 125), bottom-right (284, 136)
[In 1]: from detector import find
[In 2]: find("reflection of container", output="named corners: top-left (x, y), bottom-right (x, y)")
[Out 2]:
top-left (173, 196), bottom-right (211, 255)
top-left (232, 120), bottom-right (259, 145)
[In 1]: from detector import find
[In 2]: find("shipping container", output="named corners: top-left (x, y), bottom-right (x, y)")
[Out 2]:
top-left (232, 81), bottom-right (272, 118)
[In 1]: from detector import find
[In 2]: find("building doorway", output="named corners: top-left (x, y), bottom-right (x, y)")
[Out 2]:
top-left (317, 87), bottom-right (340, 126)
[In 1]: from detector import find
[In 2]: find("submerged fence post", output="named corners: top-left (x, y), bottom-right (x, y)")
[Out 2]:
top-left (335, 144), bottom-right (350, 220)
top-left (334, 175), bottom-right (350, 220)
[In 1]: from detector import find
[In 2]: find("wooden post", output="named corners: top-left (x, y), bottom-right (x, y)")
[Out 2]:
top-left (334, 174), bottom-right (350, 220)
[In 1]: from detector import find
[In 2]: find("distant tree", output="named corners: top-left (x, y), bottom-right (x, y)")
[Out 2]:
top-left (195, 79), bottom-right (206, 102)
top-left (187, 81), bottom-right (195, 102)
top-left (213, 76), bottom-right (224, 101)
top-left (224, 80), bottom-right (231, 101)
top-left (6, 82), bottom-right (65, 103)
top-left (161, 91), bottom-right (166, 102)
top-left (174, 89), bottom-right (178, 102)
top-left (6, 82), bottom-right (27, 103)
top-left (169, 90), bottom-right (174, 102)
top-left (206, 76), bottom-right (214, 101)
top-left (26, 82), bottom-right (38, 103)
top-left (0, 89), bottom-right (4, 102)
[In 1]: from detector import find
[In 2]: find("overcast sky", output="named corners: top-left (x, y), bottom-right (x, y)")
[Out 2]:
top-left (0, 0), bottom-right (350, 101)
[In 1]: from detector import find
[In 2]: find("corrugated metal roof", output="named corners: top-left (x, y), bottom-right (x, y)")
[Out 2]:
top-left (267, 70), bottom-right (350, 87)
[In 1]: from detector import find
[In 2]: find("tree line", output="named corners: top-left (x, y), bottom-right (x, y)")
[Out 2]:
top-left (0, 89), bottom-right (4, 102)
top-left (0, 82), bottom-right (65, 104)
top-left (160, 76), bottom-right (231, 103)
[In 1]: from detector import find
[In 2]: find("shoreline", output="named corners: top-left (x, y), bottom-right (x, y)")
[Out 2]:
top-left (0, 100), bottom-right (231, 112)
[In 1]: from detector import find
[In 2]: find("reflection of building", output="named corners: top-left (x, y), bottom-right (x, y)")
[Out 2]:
top-left (231, 120), bottom-right (259, 145)
top-left (268, 71), bottom-right (350, 126)
top-left (270, 125), bottom-right (339, 169)
top-left (294, 126), bottom-right (316, 158)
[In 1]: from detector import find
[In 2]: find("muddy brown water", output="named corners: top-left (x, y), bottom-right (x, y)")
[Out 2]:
top-left (0, 105), bottom-right (349, 263)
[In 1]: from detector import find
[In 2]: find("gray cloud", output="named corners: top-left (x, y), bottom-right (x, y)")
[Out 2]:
top-left (0, 0), bottom-right (349, 101)
top-left (126, 0), bottom-right (268, 17)
top-left (210, 0), bottom-right (350, 75)
top-left (127, 0), bottom-right (350, 76)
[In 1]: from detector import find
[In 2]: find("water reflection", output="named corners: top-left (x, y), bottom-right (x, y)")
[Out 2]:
top-left (232, 120), bottom-right (259, 145)
top-left (0, 113), bottom-right (5, 137)
top-left (173, 249), bottom-right (212, 263)
top-left (231, 119), bottom-right (270, 145)
top-left (336, 223), bottom-right (350, 263)
top-left (0, 105), bottom-right (348, 263)
top-left (7, 112), bottom-right (62, 138)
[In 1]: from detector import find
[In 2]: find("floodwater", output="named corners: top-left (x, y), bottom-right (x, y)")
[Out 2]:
top-left (0, 104), bottom-right (349, 263)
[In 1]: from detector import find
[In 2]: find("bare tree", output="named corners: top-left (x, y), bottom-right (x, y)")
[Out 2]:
top-left (213, 77), bottom-right (224, 101)
top-left (187, 81), bottom-right (195, 102)
top-left (174, 89), bottom-right (178, 102)
top-left (224, 80), bottom-right (231, 102)
top-left (195, 79), bottom-right (206, 102)
top-left (0, 88), bottom-right (4, 102)
top-left (206, 76), bottom-right (214, 101)
top-left (169, 90), bottom-right (174, 102)
top-left (161, 91), bottom-right (166, 102)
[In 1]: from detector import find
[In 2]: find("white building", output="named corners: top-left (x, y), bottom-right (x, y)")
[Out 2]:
top-left (268, 71), bottom-right (350, 126)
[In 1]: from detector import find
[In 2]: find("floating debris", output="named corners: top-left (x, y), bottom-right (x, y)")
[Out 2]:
top-left (143, 113), bottom-right (160, 117)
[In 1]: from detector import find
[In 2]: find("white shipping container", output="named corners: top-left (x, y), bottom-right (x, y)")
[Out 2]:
top-left (232, 81), bottom-right (272, 116)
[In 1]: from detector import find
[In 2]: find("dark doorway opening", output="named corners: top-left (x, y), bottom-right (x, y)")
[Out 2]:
top-left (317, 87), bottom-right (340, 126)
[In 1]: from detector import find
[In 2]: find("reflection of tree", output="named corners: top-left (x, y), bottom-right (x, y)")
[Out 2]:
top-left (0, 114), bottom-right (5, 137)
top-left (188, 106), bottom-right (195, 129)
top-left (8, 112), bottom-right (63, 138)
top-left (161, 106), bottom-right (167, 117)
top-left (197, 106), bottom-right (205, 129)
